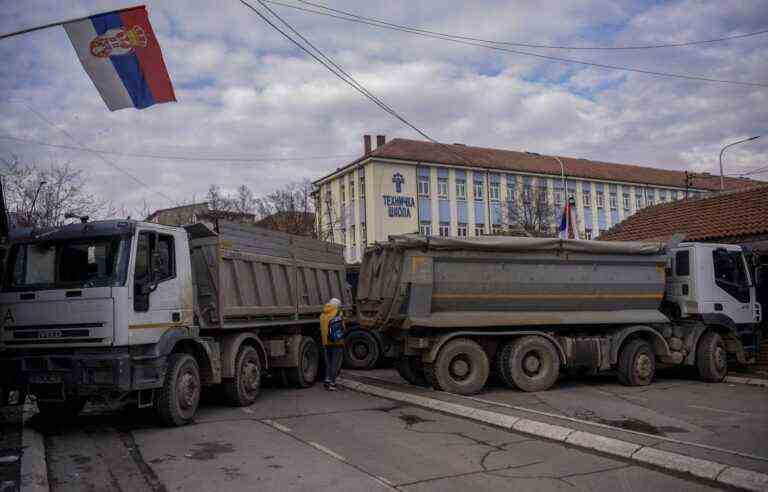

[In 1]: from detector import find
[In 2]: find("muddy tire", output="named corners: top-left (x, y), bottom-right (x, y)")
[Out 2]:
top-left (223, 345), bottom-right (262, 407)
top-left (344, 330), bottom-right (381, 370)
top-left (432, 338), bottom-right (489, 395)
top-left (697, 331), bottom-right (727, 382)
top-left (37, 398), bottom-right (86, 421)
top-left (155, 353), bottom-right (201, 426)
top-left (617, 338), bottom-right (655, 386)
top-left (395, 356), bottom-right (429, 387)
top-left (286, 337), bottom-right (319, 388)
top-left (498, 336), bottom-right (560, 392)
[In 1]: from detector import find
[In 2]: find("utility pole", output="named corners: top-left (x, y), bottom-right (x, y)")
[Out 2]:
top-left (719, 136), bottom-right (761, 190)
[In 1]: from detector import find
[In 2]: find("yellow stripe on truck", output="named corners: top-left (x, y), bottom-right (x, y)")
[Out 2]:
top-left (432, 293), bottom-right (663, 300)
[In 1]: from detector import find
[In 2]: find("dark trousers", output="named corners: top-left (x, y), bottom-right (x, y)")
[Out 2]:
top-left (323, 346), bottom-right (343, 384)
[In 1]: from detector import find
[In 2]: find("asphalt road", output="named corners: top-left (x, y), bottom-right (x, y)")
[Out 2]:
top-left (0, 407), bottom-right (21, 492)
top-left (36, 379), bottom-right (730, 491)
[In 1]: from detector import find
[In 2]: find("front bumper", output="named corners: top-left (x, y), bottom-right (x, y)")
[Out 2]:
top-left (0, 348), bottom-right (165, 401)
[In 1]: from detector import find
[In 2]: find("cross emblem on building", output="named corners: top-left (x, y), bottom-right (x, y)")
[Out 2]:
top-left (392, 172), bottom-right (405, 193)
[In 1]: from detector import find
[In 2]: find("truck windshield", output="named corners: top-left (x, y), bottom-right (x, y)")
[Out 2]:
top-left (3, 236), bottom-right (129, 292)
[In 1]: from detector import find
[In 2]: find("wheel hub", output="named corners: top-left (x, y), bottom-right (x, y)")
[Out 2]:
top-left (635, 354), bottom-right (652, 379)
top-left (243, 361), bottom-right (259, 392)
top-left (450, 357), bottom-right (470, 378)
top-left (353, 342), bottom-right (369, 359)
top-left (523, 354), bottom-right (541, 374)
top-left (714, 346), bottom-right (726, 372)
top-left (178, 371), bottom-right (198, 410)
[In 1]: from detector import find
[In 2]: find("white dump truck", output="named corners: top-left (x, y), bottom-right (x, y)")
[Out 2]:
top-left (356, 235), bottom-right (763, 394)
top-left (0, 219), bottom-right (350, 425)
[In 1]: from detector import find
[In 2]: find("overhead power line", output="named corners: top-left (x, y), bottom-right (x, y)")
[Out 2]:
top-left (0, 135), bottom-right (357, 163)
top-left (289, 0), bottom-right (768, 51)
top-left (238, 0), bottom-right (484, 169)
top-left (264, 0), bottom-right (768, 88)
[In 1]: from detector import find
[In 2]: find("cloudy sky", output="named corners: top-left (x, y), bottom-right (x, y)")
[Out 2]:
top-left (1, 0), bottom-right (766, 214)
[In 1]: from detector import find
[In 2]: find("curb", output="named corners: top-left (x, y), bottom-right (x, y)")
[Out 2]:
top-left (338, 378), bottom-right (768, 492)
top-left (20, 403), bottom-right (48, 492)
top-left (725, 376), bottom-right (768, 388)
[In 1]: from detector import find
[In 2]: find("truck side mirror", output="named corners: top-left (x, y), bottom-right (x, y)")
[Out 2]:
top-left (755, 266), bottom-right (765, 287)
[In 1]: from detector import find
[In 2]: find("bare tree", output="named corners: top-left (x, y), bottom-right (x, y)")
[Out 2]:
top-left (1, 155), bottom-right (105, 228)
top-left (499, 184), bottom-right (558, 237)
top-left (255, 179), bottom-right (317, 237)
top-left (234, 184), bottom-right (255, 215)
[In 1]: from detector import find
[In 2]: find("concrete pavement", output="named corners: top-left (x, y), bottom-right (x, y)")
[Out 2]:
top-left (23, 381), bottom-right (734, 491)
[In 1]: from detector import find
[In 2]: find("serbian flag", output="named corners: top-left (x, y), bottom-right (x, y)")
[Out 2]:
top-left (558, 197), bottom-right (578, 239)
top-left (63, 6), bottom-right (176, 111)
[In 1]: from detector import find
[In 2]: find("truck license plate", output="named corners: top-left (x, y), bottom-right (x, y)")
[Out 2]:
top-left (38, 330), bottom-right (62, 339)
top-left (28, 374), bottom-right (62, 384)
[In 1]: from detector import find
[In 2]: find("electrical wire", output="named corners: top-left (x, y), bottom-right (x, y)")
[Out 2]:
top-left (264, 0), bottom-right (768, 88)
top-left (6, 101), bottom-right (176, 203)
top-left (0, 135), bottom-right (357, 163)
top-left (292, 0), bottom-right (768, 51)
top-left (238, 0), bottom-right (485, 168)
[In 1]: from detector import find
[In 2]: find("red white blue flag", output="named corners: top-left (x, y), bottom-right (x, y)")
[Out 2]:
top-left (64, 6), bottom-right (176, 111)
top-left (559, 197), bottom-right (578, 239)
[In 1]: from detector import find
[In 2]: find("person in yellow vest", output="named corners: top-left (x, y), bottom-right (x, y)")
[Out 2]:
top-left (319, 298), bottom-right (345, 390)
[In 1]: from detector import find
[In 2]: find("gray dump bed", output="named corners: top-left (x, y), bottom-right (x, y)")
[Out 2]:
top-left (357, 235), bottom-right (669, 332)
top-left (188, 220), bottom-right (350, 330)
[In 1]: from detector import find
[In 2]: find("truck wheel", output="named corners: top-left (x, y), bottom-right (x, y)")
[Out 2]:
top-left (344, 330), bottom-right (381, 369)
top-left (223, 345), bottom-right (262, 406)
top-left (395, 356), bottom-right (429, 386)
top-left (155, 353), bottom-right (201, 426)
top-left (498, 336), bottom-right (560, 392)
top-left (286, 337), bottom-right (319, 388)
top-left (433, 338), bottom-right (489, 395)
top-left (37, 398), bottom-right (86, 421)
top-left (697, 332), bottom-right (727, 382)
top-left (618, 339), bottom-right (655, 386)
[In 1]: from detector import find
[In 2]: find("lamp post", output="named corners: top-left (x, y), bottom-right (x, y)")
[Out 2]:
top-left (719, 136), bottom-right (761, 190)
top-left (553, 156), bottom-right (567, 190)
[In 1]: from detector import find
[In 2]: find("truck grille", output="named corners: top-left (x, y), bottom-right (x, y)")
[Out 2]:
top-left (4, 323), bottom-right (104, 343)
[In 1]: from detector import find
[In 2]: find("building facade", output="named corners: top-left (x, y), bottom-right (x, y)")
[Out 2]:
top-left (314, 136), bottom-right (756, 264)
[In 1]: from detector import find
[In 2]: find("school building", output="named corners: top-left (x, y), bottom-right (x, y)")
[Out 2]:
top-left (313, 135), bottom-right (757, 263)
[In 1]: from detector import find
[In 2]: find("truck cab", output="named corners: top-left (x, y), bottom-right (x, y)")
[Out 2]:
top-left (667, 242), bottom-right (762, 359)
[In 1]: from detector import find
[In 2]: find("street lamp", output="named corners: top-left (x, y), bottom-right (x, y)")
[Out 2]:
top-left (719, 136), bottom-right (761, 190)
top-left (553, 156), bottom-right (567, 190)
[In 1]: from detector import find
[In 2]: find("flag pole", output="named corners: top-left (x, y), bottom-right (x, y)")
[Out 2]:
top-left (0, 5), bottom-right (145, 41)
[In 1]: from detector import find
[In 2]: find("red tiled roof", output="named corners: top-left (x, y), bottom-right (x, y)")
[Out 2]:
top-left (317, 138), bottom-right (759, 191)
top-left (598, 185), bottom-right (768, 242)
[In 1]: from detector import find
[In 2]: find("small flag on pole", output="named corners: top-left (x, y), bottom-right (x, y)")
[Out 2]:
top-left (63, 6), bottom-right (175, 111)
top-left (559, 197), bottom-right (578, 239)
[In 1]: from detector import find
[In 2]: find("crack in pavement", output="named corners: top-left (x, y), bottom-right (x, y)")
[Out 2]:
top-left (396, 460), bottom-right (547, 488)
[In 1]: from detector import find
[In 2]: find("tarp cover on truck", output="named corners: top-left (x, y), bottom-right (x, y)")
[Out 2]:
top-left (384, 234), bottom-right (666, 255)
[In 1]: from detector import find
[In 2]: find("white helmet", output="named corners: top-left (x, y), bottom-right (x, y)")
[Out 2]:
top-left (328, 298), bottom-right (342, 307)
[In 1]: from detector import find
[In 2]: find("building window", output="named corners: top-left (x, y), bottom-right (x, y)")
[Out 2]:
top-left (554, 190), bottom-right (563, 206)
top-left (339, 228), bottom-right (346, 246)
top-left (622, 194), bottom-right (630, 210)
top-left (418, 175), bottom-right (430, 197)
top-left (596, 192), bottom-right (604, 209)
top-left (438, 178), bottom-right (449, 198)
top-left (507, 184), bottom-right (516, 202)
top-left (456, 179), bottom-right (466, 200)
top-left (474, 224), bottom-right (485, 236)
top-left (350, 225), bottom-right (356, 247)
top-left (361, 223), bottom-right (367, 248)
top-left (538, 187), bottom-right (547, 204)
top-left (340, 183), bottom-right (346, 204)
top-left (457, 223), bottom-right (468, 237)
top-left (584, 228), bottom-right (593, 240)
top-left (439, 222), bottom-right (450, 237)
top-left (635, 196), bottom-right (643, 209)
top-left (523, 185), bottom-right (532, 203)
top-left (419, 221), bottom-right (432, 236)
top-left (359, 177), bottom-right (365, 198)
top-left (474, 180), bottom-right (484, 201)
top-left (489, 182), bottom-right (500, 201)
top-left (609, 193), bottom-right (617, 210)
top-left (349, 178), bottom-right (355, 200)
top-left (646, 193), bottom-right (655, 206)
top-left (583, 191), bottom-right (591, 208)
top-left (492, 224), bottom-right (503, 235)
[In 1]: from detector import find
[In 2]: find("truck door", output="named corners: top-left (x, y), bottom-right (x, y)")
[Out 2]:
top-left (129, 229), bottom-right (183, 341)
top-left (710, 248), bottom-right (754, 325)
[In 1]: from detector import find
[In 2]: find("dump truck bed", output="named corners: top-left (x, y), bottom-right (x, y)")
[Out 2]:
top-left (188, 220), bottom-right (350, 330)
top-left (357, 235), bottom-right (669, 331)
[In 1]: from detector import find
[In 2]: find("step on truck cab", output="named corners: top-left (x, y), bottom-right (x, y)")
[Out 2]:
top-left (357, 235), bottom-right (761, 395)
top-left (0, 219), bottom-right (351, 425)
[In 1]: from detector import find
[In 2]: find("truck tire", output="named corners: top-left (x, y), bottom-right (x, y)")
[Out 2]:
top-left (223, 345), bottom-right (262, 406)
top-left (37, 398), bottom-right (86, 421)
top-left (395, 356), bottom-right (429, 386)
top-left (432, 338), bottom-right (489, 395)
top-left (344, 330), bottom-right (381, 370)
top-left (155, 353), bottom-right (201, 427)
top-left (498, 336), bottom-right (560, 392)
top-left (286, 337), bottom-right (319, 388)
top-left (617, 338), bottom-right (655, 386)
top-left (697, 331), bottom-right (727, 382)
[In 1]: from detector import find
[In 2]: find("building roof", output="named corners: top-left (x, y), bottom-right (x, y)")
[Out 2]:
top-left (146, 202), bottom-right (209, 221)
top-left (597, 185), bottom-right (768, 243)
top-left (256, 211), bottom-right (316, 237)
top-left (315, 138), bottom-right (759, 191)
